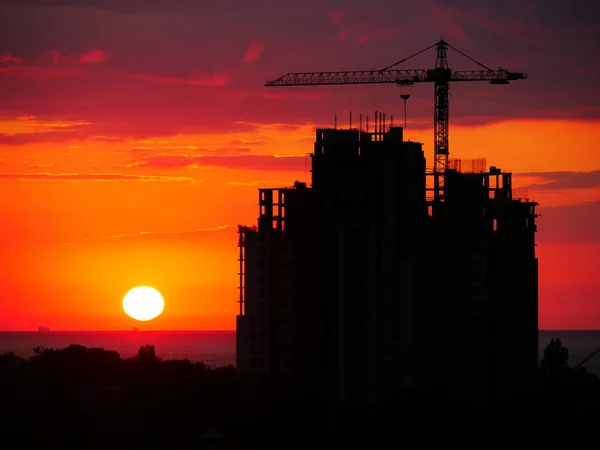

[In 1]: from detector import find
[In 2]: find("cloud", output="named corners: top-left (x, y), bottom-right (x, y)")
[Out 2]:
top-left (88, 135), bottom-right (126, 143)
top-left (106, 224), bottom-right (235, 239)
top-left (222, 138), bottom-right (266, 146)
top-left (80, 50), bottom-right (113, 63)
top-left (199, 147), bottom-right (253, 154)
top-left (0, 131), bottom-right (85, 145)
top-left (0, 53), bottom-right (24, 64)
top-left (0, 65), bottom-right (85, 79)
top-left (0, 120), bottom-right (91, 144)
top-left (261, 91), bottom-right (327, 100)
top-left (538, 201), bottom-right (600, 243)
top-left (225, 180), bottom-right (291, 187)
top-left (0, 48), bottom-right (111, 80)
top-left (128, 154), bottom-right (193, 169)
top-left (39, 49), bottom-right (70, 65)
top-left (129, 154), bottom-right (307, 171)
top-left (243, 40), bottom-right (265, 63)
top-left (0, 0), bottom-right (598, 133)
top-left (66, 224), bottom-right (236, 245)
top-left (155, 146), bottom-right (252, 154)
top-left (327, 7), bottom-right (397, 44)
top-left (422, 1), bottom-right (468, 41)
top-left (128, 72), bottom-right (227, 86)
top-left (0, 172), bottom-right (196, 183)
top-left (253, 123), bottom-right (303, 131)
top-left (518, 171), bottom-right (600, 190)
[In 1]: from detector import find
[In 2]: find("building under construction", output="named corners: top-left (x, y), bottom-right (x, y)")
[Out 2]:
top-left (236, 117), bottom-right (538, 401)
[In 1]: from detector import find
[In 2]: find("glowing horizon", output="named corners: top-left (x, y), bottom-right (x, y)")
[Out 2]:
top-left (1, 0), bottom-right (599, 331)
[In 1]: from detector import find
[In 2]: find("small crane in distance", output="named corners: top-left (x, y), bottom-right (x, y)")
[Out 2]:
top-left (265, 39), bottom-right (527, 201)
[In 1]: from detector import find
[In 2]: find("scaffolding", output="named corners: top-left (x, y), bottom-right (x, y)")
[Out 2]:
top-left (237, 225), bottom-right (256, 315)
top-left (447, 157), bottom-right (487, 173)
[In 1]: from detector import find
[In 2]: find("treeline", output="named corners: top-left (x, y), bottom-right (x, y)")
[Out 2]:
top-left (0, 344), bottom-right (289, 449)
top-left (0, 339), bottom-right (599, 448)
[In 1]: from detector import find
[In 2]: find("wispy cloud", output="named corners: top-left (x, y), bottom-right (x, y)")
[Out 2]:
top-left (0, 65), bottom-right (86, 79)
top-left (79, 50), bottom-right (113, 63)
top-left (0, 53), bottom-right (23, 64)
top-left (66, 224), bottom-right (236, 245)
top-left (538, 200), bottom-right (600, 243)
top-left (39, 49), bottom-right (70, 65)
top-left (128, 73), bottom-right (227, 86)
top-left (0, 120), bottom-right (91, 144)
top-left (129, 154), bottom-right (307, 171)
top-left (422, 1), bottom-right (468, 41)
top-left (104, 224), bottom-right (234, 240)
top-left (222, 138), bottom-right (266, 146)
top-left (0, 131), bottom-right (84, 145)
top-left (0, 47), bottom-right (112, 80)
top-left (0, 172), bottom-right (196, 183)
top-left (88, 135), bottom-right (126, 143)
top-left (518, 170), bottom-right (600, 190)
top-left (225, 180), bottom-right (292, 187)
top-left (243, 40), bottom-right (265, 63)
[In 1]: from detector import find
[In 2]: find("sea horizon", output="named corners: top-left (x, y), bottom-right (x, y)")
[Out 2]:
top-left (1, 329), bottom-right (597, 334)
top-left (2, 330), bottom-right (599, 374)
top-left (1, 329), bottom-right (235, 332)
top-left (1, 329), bottom-right (596, 332)
top-left (0, 330), bottom-right (237, 367)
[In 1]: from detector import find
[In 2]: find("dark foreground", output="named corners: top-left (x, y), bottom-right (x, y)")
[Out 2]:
top-left (1, 341), bottom-right (598, 449)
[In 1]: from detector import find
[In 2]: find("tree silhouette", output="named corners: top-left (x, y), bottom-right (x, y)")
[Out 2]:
top-left (134, 344), bottom-right (161, 364)
top-left (540, 338), bottom-right (569, 374)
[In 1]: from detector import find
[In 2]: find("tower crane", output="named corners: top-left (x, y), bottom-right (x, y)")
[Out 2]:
top-left (265, 39), bottom-right (527, 201)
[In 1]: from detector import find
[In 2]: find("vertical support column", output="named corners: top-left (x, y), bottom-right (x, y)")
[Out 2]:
top-left (237, 226), bottom-right (246, 315)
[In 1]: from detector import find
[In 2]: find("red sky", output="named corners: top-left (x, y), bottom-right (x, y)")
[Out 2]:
top-left (0, 0), bottom-right (598, 330)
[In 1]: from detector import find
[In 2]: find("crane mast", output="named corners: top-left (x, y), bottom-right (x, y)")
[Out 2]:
top-left (434, 40), bottom-right (450, 195)
top-left (265, 39), bottom-right (527, 201)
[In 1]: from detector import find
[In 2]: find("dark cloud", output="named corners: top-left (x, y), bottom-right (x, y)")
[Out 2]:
top-left (519, 171), bottom-right (600, 190)
top-left (128, 72), bottom-right (227, 86)
top-left (0, 0), bottom-right (598, 134)
top-left (537, 201), bottom-right (600, 243)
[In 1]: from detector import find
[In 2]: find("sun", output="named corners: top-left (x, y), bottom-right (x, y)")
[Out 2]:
top-left (123, 286), bottom-right (165, 322)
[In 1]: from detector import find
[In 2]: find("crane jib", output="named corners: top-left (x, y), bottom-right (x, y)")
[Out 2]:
top-left (264, 39), bottom-right (527, 201)
top-left (265, 69), bottom-right (526, 86)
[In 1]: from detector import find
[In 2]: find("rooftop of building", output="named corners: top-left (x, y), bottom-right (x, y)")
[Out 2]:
top-left (315, 111), bottom-right (421, 144)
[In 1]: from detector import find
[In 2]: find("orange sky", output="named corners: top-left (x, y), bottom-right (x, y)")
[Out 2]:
top-left (1, 0), bottom-right (599, 330)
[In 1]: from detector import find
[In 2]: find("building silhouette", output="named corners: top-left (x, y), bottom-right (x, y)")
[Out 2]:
top-left (236, 118), bottom-right (538, 401)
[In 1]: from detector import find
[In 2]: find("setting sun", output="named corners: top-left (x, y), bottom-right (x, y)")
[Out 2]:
top-left (122, 286), bottom-right (165, 322)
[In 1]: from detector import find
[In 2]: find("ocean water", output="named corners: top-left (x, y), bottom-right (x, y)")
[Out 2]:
top-left (0, 330), bottom-right (599, 374)
top-left (0, 330), bottom-right (236, 367)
